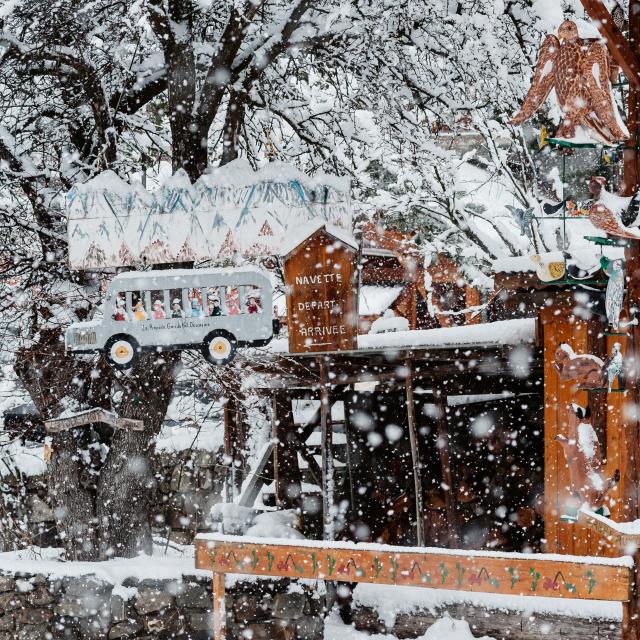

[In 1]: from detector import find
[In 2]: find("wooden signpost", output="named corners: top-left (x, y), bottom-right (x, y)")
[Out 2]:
top-left (283, 224), bottom-right (359, 353)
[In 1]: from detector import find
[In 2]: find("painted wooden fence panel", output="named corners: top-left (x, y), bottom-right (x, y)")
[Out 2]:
top-left (196, 538), bottom-right (631, 601)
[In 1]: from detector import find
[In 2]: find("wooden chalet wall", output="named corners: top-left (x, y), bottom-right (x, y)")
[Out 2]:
top-left (541, 296), bottom-right (639, 557)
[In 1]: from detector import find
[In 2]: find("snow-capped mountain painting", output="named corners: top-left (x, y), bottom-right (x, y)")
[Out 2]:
top-left (66, 159), bottom-right (351, 270)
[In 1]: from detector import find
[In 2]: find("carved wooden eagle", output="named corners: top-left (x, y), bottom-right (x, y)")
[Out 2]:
top-left (511, 20), bottom-right (628, 145)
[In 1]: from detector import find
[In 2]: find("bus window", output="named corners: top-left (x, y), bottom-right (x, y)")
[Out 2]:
top-left (169, 289), bottom-right (184, 318)
top-left (114, 293), bottom-right (128, 321)
top-left (151, 290), bottom-right (166, 319)
top-left (206, 287), bottom-right (223, 316)
top-left (131, 291), bottom-right (148, 321)
top-left (189, 288), bottom-right (204, 317)
top-left (226, 287), bottom-right (240, 315)
top-left (245, 286), bottom-right (262, 314)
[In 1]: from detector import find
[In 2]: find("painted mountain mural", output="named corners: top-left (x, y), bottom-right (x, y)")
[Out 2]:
top-left (66, 160), bottom-right (351, 270)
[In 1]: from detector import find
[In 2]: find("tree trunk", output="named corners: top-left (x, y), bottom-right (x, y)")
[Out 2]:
top-left (220, 91), bottom-right (245, 166)
top-left (96, 353), bottom-right (178, 558)
top-left (14, 328), bottom-right (179, 560)
top-left (49, 432), bottom-right (97, 560)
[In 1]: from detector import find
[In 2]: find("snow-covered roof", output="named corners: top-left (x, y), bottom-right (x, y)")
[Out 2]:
top-left (359, 285), bottom-right (404, 316)
top-left (111, 265), bottom-right (270, 287)
top-left (280, 221), bottom-right (358, 257)
top-left (268, 318), bottom-right (535, 355)
top-left (493, 247), bottom-right (624, 275)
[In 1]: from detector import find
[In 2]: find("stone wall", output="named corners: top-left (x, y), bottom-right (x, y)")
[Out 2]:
top-left (352, 602), bottom-right (622, 640)
top-left (0, 572), bottom-right (326, 640)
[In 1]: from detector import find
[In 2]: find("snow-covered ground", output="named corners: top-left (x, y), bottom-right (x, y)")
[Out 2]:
top-left (324, 612), bottom-right (495, 640)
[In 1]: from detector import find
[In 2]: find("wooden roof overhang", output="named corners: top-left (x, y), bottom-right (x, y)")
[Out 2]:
top-left (241, 340), bottom-right (543, 394)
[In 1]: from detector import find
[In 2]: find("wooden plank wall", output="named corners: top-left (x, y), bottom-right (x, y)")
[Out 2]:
top-left (541, 301), bottom-right (638, 557)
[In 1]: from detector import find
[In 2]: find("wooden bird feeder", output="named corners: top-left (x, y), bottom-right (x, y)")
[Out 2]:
top-left (44, 408), bottom-right (144, 434)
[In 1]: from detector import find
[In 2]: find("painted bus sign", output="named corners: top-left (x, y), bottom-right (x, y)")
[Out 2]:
top-left (283, 224), bottom-right (358, 353)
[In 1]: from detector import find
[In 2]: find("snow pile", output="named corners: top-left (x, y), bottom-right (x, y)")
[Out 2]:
top-left (210, 504), bottom-right (257, 535)
top-left (352, 582), bottom-right (621, 626)
top-left (421, 618), bottom-right (494, 640)
top-left (0, 439), bottom-right (46, 478)
top-left (210, 505), bottom-right (304, 539)
top-left (269, 318), bottom-right (536, 354)
top-left (359, 286), bottom-right (403, 316)
top-left (246, 510), bottom-right (304, 539)
top-left (324, 611), bottom-right (495, 640)
top-left (0, 544), bottom-right (208, 583)
top-left (66, 160), bottom-right (351, 269)
top-left (369, 309), bottom-right (410, 334)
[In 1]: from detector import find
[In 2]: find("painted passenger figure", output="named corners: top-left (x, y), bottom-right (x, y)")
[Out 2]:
top-left (226, 288), bottom-right (240, 315)
top-left (191, 297), bottom-right (202, 317)
top-left (246, 294), bottom-right (261, 314)
top-left (208, 297), bottom-right (222, 316)
top-left (171, 299), bottom-right (185, 319)
top-left (133, 301), bottom-right (147, 321)
top-left (114, 296), bottom-right (127, 321)
top-left (152, 300), bottom-right (166, 319)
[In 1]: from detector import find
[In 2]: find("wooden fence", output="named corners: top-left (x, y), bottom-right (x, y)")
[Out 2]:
top-left (195, 534), bottom-right (635, 640)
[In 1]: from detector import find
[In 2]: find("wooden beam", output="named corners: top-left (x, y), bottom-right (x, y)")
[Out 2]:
top-left (223, 399), bottom-right (234, 503)
top-left (405, 360), bottom-right (425, 546)
top-left (434, 390), bottom-right (458, 547)
top-left (319, 358), bottom-right (335, 540)
top-left (237, 441), bottom-right (274, 508)
top-left (579, 0), bottom-right (640, 90)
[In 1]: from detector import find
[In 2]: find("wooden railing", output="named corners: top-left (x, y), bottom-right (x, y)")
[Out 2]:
top-left (195, 534), bottom-right (635, 640)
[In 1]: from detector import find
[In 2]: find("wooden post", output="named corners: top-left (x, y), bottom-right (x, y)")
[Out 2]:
top-left (342, 391), bottom-right (356, 512)
top-left (433, 388), bottom-right (458, 546)
top-left (212, 571), bottom-right (226, 640)
top-left (319, 358), bottom-right (335, 540)
top-left (272, 391), bottom-right (302, 510)
top-left (405, 360), bottom-right (425, 546)
top-left (271, 393), bottom-right (281, 509)
top-left (233, 402), bottom-right (245, 498)
top-left (223, 399), bottom-right (233, 503)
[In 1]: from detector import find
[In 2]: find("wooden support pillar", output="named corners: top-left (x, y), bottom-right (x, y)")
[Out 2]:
top-left (343, 390), bottom-right (356, 513)
top-left (405, 360), bottom-right (425, 546)
top-left (465, 286), bottom-right (481, 325)
top-left (222, 399), bottom-right (234, 503)
top-left (233, 402), bottom-right (244, 497)
top-left (212, 572), bottom-right (226, 640)
top-left (433, 388), bottom-right (458, 547)
top-left (271, 391), bottom-right (302, 511)
top-left (319, 358), bottom-right (335, 540)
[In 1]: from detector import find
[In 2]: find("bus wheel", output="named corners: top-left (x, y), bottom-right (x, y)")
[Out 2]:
top-left (202, 330), bottom-right (236, 365)
top-left (105, 335), bottom-right (139, 370)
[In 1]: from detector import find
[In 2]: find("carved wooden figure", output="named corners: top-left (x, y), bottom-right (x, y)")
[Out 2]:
top-left (511, 20), bottom-right (628, 144)
top-left (555, 404), bottom-right (620, 518)
top-left (553, 343), bottom-right (604, 389)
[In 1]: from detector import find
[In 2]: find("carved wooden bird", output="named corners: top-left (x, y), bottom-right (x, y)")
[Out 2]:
top-left (600, 256), bottom-right (626, 330)
top-left (587, 178), bottom-right (640, 239)
top-left (602, 342), bottom-right (625, 392)
top-left (553, 343), bottom-right (604, 390)
top-left (511, 20), bottom-right (628, 144)
top-left (555, 404), bottom-right (619, 518)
